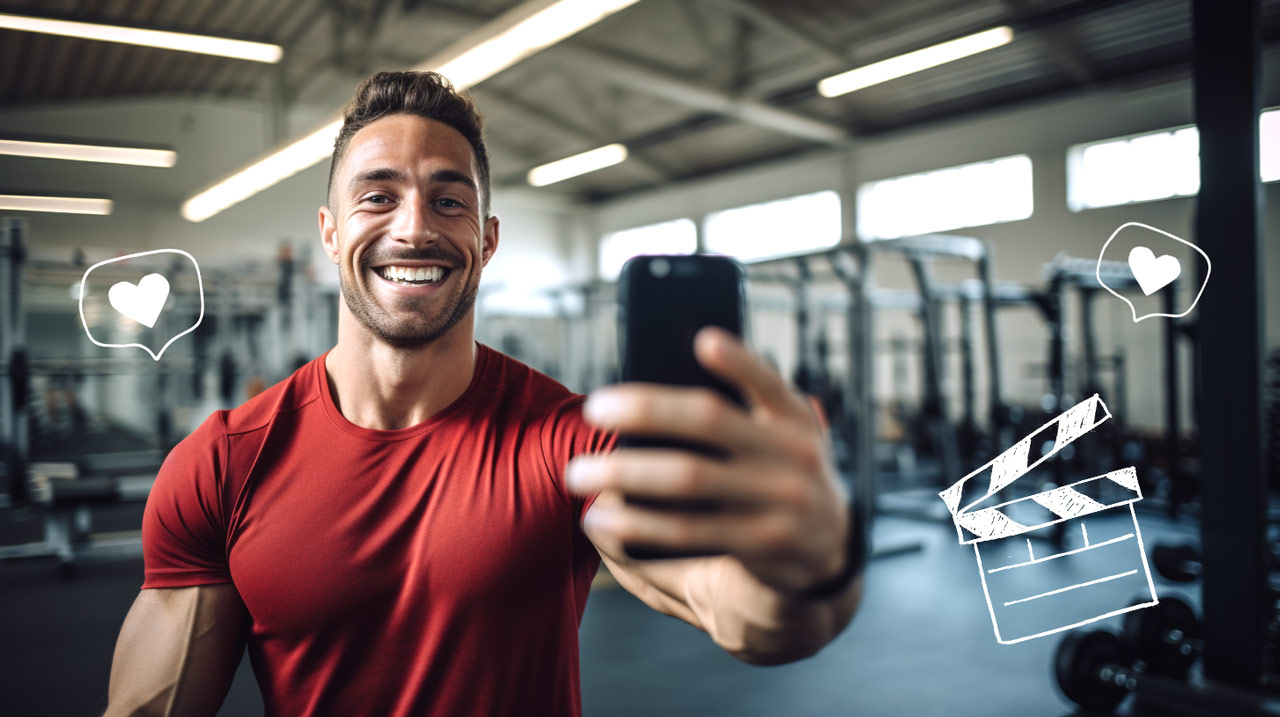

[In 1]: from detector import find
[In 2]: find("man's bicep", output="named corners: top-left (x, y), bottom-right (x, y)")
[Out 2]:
top-left (585, 489), bottom-right (720, 633)
top-left (106, 584), bottom-right (248, 717)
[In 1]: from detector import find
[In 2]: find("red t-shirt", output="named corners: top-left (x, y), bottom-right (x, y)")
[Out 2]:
top-left (142, 344), bottom-right (613, 716)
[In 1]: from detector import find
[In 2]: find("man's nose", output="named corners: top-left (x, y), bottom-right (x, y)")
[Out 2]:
top-left (388, 196), bottom-right (440, 246)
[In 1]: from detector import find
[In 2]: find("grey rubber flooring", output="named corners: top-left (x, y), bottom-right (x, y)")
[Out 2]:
top-left (0, 508), bottom-right (1199, 716)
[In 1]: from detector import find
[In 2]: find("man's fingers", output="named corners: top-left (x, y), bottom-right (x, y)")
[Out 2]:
top-left (566, 450), bottom-right (789, 504)
top-left (693, 327), bottom-right (811, 420)
top-left (584, 501), bottom-right (798, 558)
top-left (583, 383), bottom-right (780, 457)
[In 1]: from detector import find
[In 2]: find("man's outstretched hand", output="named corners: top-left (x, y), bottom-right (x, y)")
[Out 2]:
top-left (566, 326), bottom-right (851, 596)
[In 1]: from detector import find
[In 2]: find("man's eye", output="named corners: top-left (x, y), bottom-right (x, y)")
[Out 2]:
top-left (437, 198), bottom-right (462, 209)
top-left (365, 194), bottom-right (391, 204)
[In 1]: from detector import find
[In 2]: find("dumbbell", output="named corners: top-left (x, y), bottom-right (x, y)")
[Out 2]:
top-left (1122, 596), bottom-right (1202, 679)
top-left (1153, 542), bottom-right (1280, 583)
top-left (1152, 544), bottom-right (1201, 582)
top-left (1055, 629), bottom-right (1136, 712)
top-left (1265, 592), bottom-right (1280, 676)
top-left (1056, 598), bottom-right (1204, 713)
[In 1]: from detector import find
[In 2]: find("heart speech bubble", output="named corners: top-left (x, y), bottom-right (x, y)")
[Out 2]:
top-left (78, 249), bottom-right (204, 361)
top-left (1097, 222), bottom-right (1210, 323)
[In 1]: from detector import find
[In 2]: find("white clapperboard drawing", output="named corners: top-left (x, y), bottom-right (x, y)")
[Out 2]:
top-left (938, 394), bottom-right (1159, 645)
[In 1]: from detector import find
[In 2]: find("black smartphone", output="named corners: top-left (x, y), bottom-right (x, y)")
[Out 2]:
top-left (616, 254), bottom-right (747, 560)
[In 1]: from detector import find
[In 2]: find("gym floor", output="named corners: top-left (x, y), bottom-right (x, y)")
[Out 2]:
top-left (0, 508), bottom-right (1198, 716)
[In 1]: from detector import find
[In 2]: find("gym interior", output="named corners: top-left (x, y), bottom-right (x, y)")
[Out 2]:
top-left (1, 1), bottom-right (1278, 715)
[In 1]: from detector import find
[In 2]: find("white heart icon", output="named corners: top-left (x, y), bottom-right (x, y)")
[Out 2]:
top-left (107, 273), bottom-right (170, 328)
top-left (1127, 246), bottom-right (1181, 296)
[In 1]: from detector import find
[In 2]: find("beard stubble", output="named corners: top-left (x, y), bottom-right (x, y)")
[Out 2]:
top-left (339, 244), bottom-right (479, 348)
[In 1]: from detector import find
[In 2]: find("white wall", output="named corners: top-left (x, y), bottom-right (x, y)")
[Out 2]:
top-left (585, 74), bottom-right (1280, 431)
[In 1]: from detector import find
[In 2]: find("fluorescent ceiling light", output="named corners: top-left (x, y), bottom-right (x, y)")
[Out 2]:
top-left (0, 12), bottom-right (282, 63)
top-left (182, 119), bottom-right (341, 222)
top-left (425, 0), bottom-right (642, 87)
top-left (527, 144), bottom-right (628, 187)
top-left (182, 0), bottom-right (639, 223)
top-left (0, 139), bottom-right (176, 167)
top-left (818, 26), bottom-right (1013, 98)
top-left (0, 194), bottom-right (113, 215)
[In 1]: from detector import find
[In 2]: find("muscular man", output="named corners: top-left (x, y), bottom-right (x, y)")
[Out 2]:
top-left (105, 71), bottom-right (862, 716)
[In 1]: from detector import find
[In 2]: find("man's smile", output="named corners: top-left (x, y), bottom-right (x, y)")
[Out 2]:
top-left (369, 263), bottom-right (454, 294)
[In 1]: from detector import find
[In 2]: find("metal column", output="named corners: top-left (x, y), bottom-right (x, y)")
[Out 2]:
top-left (792, 257), bottom-right (812, 391)
top-left (906, 253), bottom-right (961, 488)
top-left (1192, 0), bottom-right (1266, 687)
top-left (0, 217), bottom-right (28, 505)
top-left (826, 245), bottom-right (875, 514)
top-left (1163, 285), bottom-right (1182, 509)
top-left (0, 221), bottom-right (10, 502)
top-left (854, 245), bottom-right (875, 516)
top-left (977, 254), bottom-right (1005, 434)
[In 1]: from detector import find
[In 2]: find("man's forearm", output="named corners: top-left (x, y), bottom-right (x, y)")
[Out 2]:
top-left (689, 556), bottom-right (863, 666)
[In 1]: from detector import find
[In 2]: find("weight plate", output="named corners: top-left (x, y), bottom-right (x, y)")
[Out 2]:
top-left (1055, 629), bottom-right (1131, 712)
top-left (1123, 596), bottom-right (1200, 679)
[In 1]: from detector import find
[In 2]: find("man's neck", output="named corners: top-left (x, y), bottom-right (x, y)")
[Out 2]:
top-left (324, 314), bottom-right (478, 431)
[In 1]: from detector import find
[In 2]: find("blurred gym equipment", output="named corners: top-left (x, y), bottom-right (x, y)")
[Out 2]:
top-left (0, 227), bottom-right (334, 574)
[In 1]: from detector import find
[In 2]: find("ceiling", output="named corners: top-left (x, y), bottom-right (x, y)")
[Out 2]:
top-left (1, 0), bottom-right (1279, 204)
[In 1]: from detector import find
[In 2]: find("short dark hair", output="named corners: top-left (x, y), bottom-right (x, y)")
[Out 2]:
top-left (327, 71), bottom-right (491, 216)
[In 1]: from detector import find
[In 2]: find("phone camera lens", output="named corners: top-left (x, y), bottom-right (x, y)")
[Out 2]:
top-left (673, 259), bottom-right (701, 278)
top-left (650, 257), bottom-right (670, 277)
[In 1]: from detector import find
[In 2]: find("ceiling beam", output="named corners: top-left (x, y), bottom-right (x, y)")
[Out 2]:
top-left (549, 44), bottom-right (849, 145)
top-left (697, 0), bottom-right (851, 66)
top-left (1003, 0), bottom-right (1096, 85)
top-left (674, 0), bottom-right (719, 68)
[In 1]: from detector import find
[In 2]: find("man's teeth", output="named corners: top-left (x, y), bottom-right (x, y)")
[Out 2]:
top-left (378, 265), bottom-right (446, 283)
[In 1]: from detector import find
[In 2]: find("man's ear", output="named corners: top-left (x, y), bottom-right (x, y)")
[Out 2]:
top-left (319, 206), bottom-right (340, 265)
top-left (480, 214), bottom-right (500, 269)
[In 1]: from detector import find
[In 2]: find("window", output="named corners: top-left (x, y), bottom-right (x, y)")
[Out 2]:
top-left (1067, 127), bottom-right (1199, 211)
top-left (1260, 108), bottom-right (1279, 183)
top-left (599, 218), bottom-right (697, 280)
top-left (1067, 108), bottom-right (1280, 212)
top-left (704, 190), bottom-right (841, 263)
top-left (856, 155), bottom-right (1033, 240)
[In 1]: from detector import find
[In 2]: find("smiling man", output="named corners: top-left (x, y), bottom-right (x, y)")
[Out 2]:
top-left (104, 71), bottom-right (863, 717)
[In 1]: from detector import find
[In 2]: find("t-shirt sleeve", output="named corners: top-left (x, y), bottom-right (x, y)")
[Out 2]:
top-left (539, 394), bottom-right (617, 523)
top-left (140, 411), bottom-right (233, 589)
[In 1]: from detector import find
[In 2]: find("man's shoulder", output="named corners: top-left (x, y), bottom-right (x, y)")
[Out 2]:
top-left (216, 355), bottom-right (324, 437)
top-left (476, 345), bottom-right (608, 462)
top-left (159, 357), bottom-right (324, 492)
top-left (478, 344), bottom-right (583, 417)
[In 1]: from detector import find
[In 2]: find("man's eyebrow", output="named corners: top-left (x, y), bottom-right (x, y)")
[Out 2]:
top-left (348, 167), bottom-right (406, 194)
top-left (427, 168), bottom-right (477, 193)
